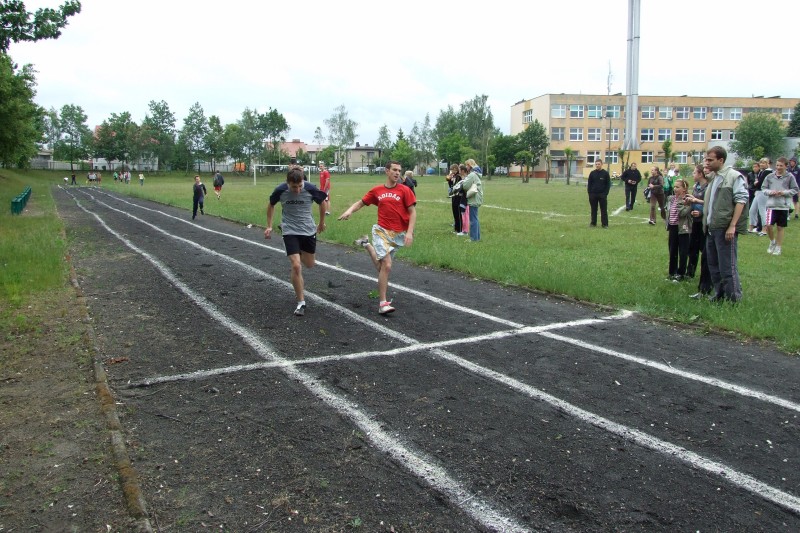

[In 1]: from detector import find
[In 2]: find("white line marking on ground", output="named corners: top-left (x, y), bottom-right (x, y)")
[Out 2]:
top-left (68, 189), bottom-right (800, 516)
top-left (88, 189), bottom-right (627, 329)
top-left (539, 331), bottom-right (800, 414)
top-left (67, 191), bottom-right (531, 533)
top-left (87, 190), bottom-right (800, 415)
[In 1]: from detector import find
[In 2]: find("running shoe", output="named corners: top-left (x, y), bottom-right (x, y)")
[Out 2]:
top-left (294, 303), bottom-right (306, 316)
top-left (378, 301), bottom-right (395, 314)
top-left (354, 235), bottom-right (370, 247)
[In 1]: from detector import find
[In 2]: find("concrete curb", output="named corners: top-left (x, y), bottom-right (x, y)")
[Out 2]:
top-left (68, 260), bottom-right (154, 533)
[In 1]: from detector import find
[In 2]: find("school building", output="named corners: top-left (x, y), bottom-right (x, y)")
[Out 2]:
top-left (510, 94), bottom-right (800, 178)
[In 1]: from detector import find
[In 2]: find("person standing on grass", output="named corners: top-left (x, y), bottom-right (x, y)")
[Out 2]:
top-left (318, 162), bottom-right (331, 215)
top-left (762, 157), bottom-right (799, 256)
top-left (685, 165), bottom-right (712, 298)
top-left (192, 175), bottom-right (207, 220)
top-left (587, 159), bottom-right (611, 228)
top-left (621, 162), bottom-right (642, 211)
top-left (665, 178), bottom-right (693, 281)
top-left (338, 160), bottom-right (417, 315)
top-left (139, 172), bottom-right (144, 186)
top-left (446, 163), bottom-right (466, 235)
top-left (213, 171), bottom-right (225, 200)
top-left (265, 167), bottom-right (327, 317)
top-left (462, 159), bottom-right (484, 241)
top-left (647, 167), bottom-right (667, 225)
top-left (70, 172), bottom-right (76, 185)
top-left (748, 157), bottom-right (771, 235)
top-left (703, 146), bottom-right (748, 303)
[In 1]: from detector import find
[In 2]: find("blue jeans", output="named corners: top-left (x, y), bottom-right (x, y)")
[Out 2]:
top-left (705, 229), bottom-right (741, 302)
top-left (468, 205), bottom-right (480, 241)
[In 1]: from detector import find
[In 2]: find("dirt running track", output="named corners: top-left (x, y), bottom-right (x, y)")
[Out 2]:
top-left (55, 186), bottom-right (799, 532)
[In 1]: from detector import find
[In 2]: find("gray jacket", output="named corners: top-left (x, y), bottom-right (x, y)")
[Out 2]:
top-left (762, 172), bottom-right (799, 210)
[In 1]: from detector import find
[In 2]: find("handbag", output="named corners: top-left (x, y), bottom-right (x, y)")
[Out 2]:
top-left (466, 182), bottom-right (479, 199)
top-left (643, 187), bottom-right (651, 201)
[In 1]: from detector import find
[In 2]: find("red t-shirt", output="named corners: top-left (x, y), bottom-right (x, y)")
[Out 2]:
top-left (319, 170), bottom-right (330, 193)
top-left (362, 183), bottom-right (416, 232)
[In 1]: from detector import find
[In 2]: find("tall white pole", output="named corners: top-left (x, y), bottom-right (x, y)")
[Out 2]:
top-left (624, 0), bottom-right (641, 150)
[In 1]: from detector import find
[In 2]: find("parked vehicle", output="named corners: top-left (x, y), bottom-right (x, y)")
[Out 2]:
top-left (327, 165), bottom-right (343, 173)
top-left (353, 166), bottom-right (370, 174)
top-left (494, 166), bottom-right (509, 175)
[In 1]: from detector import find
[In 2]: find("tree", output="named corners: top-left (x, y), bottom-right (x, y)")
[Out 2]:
top-left (324, 104), bottom-right (357, 173)
top-left (391, 138), bottom-right (414, 171)
top-left (53, 104), bottom-right (90, 171)
top-left (313, 126), bottom-right (325, 161)
top-left (661, 139), bottom-right (673, 170)
top-left (516, 120), bottom-right (548, 182)
top-left (237, 108), bottom-right (263, 165)
top-left (375, 124), bottom-right (392, 168)
top-left (260, 107), bottom-right (289, 163)
top-left (223, 123), bottom-right (246, 169)
top-left (563, 147), bottom-right (574, 185)
top-left (459, 95), bottom-right (495, 172)
top-left (0, 0), bottom-right (81, 53)
top-left (786, 103), bottom-right (800, 137)
top-left (731, 111), bottom-right (787, 161)
top-left (140, 100), bottom-right (176, 170)
top-left (0, 54), bottom-right (41, 167)
top-left (181, 102), bottom-right (208, 172)
top-left (490, 133), bottom-right (520, 172)
top-left (437, 132), bottom-right (469, 168)
top-left (93, 112), bottom-right (136, 170)
top-left (418, 113), bottom-right (435, 172)
top-left (204, 115), bottom-right (225, 172)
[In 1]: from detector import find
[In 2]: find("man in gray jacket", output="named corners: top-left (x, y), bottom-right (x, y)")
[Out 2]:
top-left (703, 147), bottom-right (749, 303)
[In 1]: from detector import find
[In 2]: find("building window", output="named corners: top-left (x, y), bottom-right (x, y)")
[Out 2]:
top-left (606, 128), bottom-right (620, 142)
top-left (586, 150), bottom-right (601, 164)
top-left (587, 128), bottom-right (602, 141)
top-left (692, 129), bottom-right (706, 142)
top-left (569, 128), bottom-right (583, 141)
top-left (569, 105), bottom-right (584, 118)
top-left (551, 104), bottom-right (566, 118)
top-left (588, 105), bottom-right (603, 118)
top-left (641, 106), bottom-right (655, 119)
top-left (659, 106), bottom-right (673, 120)
top-left (676, 106), bottom-right (690, 119)
top-left (710, 129), bottom-right (723, 140)
top-left (729, 131), bottom-right (736, 141)
top-left (675, 129), bottom-right (689, 142)
top-left (606, 105), bottom-right (621, 118)
top-left (693, 107), bottom-right (707, 120)
top-left (641, 151), bottom-right (654, 163)
top-left (640, 128), bottom-right (654, 142)
top-left (712, 107), bottom-right (724, 120)
top-left (675, 152), bottom-right (688, 164)
top-left (522, 109), bottom-right (533, 124)
top-left (730, 107), bottom-right (742, 120)
top-left (658, 128), bottom-right (672, 142)
top-left (782, 108), bottom-right (795, 121)
top-left (605, 151), bottom-right (618, 164)
top-left (551, 127), bottom-right (564, 141)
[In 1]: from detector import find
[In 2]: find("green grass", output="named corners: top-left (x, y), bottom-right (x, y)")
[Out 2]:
top-left (3, 169), bottom-right (799, 353)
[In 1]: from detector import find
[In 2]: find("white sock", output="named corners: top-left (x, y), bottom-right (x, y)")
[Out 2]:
top-left (297, 300), bottom-right (305, 307)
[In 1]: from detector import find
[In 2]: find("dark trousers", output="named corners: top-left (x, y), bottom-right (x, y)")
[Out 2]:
top-left (451, 197), bottom-right (462, 233)
top-left (668, 225), bottom-right (691, 276)
top-left (687, 220), bottom-right (711, 292)
top-left (192, 197), bottom-right (204, 218)
top-left (705, 229), bottom-right (742, 302)
top-left (625, 184), bottom-right (638, 209)
top-left (589, 193), bottom-right (608, 226)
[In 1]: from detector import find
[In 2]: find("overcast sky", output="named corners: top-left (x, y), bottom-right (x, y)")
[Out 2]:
top-left (9, 0), bottom-right (799, 145)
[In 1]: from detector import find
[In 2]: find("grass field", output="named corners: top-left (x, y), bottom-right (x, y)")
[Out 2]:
top-left (3, 169), bottom-right (799, 353)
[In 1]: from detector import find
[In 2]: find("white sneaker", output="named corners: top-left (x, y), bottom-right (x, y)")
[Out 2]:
top-left (773, 246), bottom-right (782, 256)
top-left (354, 235), bottom-right (370, 247)
top-left (378, 301), bottom-right (395, 314)
top-left (293, 302), bottom-right (306, 316)
top-left (768, 241), bottom-right (776, 254)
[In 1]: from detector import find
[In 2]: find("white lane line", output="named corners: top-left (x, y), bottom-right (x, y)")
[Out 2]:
top-left (70, 190), bottom-right (800, 516)
top-left (86, 190), bottom-right (800, 416)
top-left (427, 346), bottom-right (800, 516)
top-left (67, 191), bottom-right (530, 533)
top-left (130, 318), bottom-right (621, 387)
top-left (89, 189), bottom-right (618, 329)
top-left (539, 331), bottom-right (800, 414)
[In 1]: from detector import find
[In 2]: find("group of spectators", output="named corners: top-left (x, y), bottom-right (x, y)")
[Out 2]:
top-left (444, 159), bottom-right (484, 241)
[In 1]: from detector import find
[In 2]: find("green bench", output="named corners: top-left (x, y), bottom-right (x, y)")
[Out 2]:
top-left (10, 186), bottom-right (32, 215)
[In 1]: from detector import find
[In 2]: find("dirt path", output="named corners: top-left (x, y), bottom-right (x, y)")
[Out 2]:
top-left (32, 186), bottom-right (800, 531)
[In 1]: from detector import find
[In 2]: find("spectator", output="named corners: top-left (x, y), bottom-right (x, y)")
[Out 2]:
top-left (647, 167), bottom-right (666, 225)
top-left (462, 159), bottom-right (484, 241)
top-left (621, 162), bottom-right (642, 211)
top-left (762, 157), bottom-right (799, 256)
top-left (446, 163), bottom-right (465, 235)
top-left (665, 178), bottom-right (693, 281)
top-left (587, 160), bottom-right (611, 227)
top-left (685, 165), bottom-right (711, 297)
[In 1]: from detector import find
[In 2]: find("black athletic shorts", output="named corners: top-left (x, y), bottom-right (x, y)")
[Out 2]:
top-left (765, 209), bottom-right (788, 228)
top-left (283, 234), bottom-right (317, 256)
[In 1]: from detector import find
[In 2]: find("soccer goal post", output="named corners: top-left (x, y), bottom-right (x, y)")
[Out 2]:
top-left (251, 164), bottom-right (288, 185)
